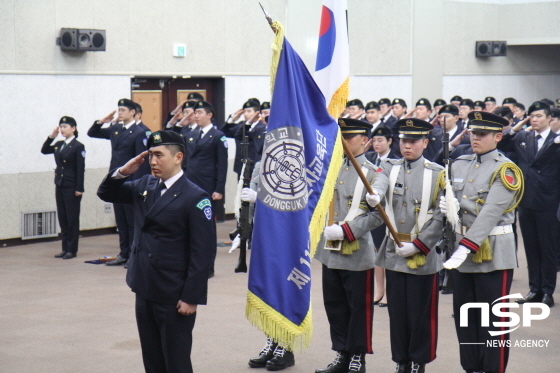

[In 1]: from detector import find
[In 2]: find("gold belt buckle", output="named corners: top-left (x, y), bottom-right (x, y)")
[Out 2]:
top-left (397, 233), bottom-right (412, 242)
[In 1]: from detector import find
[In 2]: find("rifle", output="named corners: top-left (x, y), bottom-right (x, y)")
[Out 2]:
top-left (436, 117), bottom-right (456, 292)
top-left (229, 122), bottom-right (253, 273)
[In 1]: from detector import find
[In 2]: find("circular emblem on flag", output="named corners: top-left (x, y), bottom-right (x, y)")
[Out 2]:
top-left (259, 126), bottom-right (308, 212)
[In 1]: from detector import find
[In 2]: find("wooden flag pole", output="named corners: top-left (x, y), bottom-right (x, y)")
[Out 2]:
top-left (340, 138), bottom-right (403, 248)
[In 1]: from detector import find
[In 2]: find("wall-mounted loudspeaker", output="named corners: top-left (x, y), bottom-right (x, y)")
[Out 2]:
top-left (476, 41), bottom-right (507, 57)
top-left (60, 28), bottom-right (106, 51)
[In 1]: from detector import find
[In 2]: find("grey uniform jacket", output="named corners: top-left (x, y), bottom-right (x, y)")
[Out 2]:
top-left (372, 157), bottom-right (444, 275)
top-left (450, 150), bottom-right (520, 273)
top-left (314, 154), bottom-right (378, 271)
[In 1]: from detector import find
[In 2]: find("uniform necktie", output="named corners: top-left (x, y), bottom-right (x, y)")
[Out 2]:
top-left (154, 181), bottom-right (166, 202)
top-left (535, 134), bottom-right (542, 153)
top-left (376, 158), bottom-right (381, 167)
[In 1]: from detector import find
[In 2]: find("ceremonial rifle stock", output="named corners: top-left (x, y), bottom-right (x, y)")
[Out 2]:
top-left (231, 122), bottom-right (253, 273)
top-left (340, 138), bottom-right (403, 248)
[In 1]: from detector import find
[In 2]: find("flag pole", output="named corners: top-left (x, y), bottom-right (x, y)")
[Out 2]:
top-left (340, 138), bottom-right (403, 248)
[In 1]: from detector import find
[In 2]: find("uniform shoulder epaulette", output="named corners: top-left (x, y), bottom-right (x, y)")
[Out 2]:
top-left (456, 154), bottom-right (476, 161)
top-left (360, 159), bottom-right (377, 172)
top-left (425, 162), bottom-right (444, 171)
top-left (386, 158), bottom-right (404, 165)
top-left (494, 152), bottom-right (512, 163)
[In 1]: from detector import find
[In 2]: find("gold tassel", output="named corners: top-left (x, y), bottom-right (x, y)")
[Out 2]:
top-left (269, 20), bottom-right (285, 94)
top-left (472, 238), bottom-right (493, 263)
top-left (327, 77), bottom-right (350, 118)
top-left (246, 291), bottom-right (312, 352)
top-left (432, 170), bottom-right (447, 209)
top-left (406, 252), bottom-right (427, 269)
top-left (341, 239), bottom-right (360, 255)
top-left (309, 131), bottom-right (344, 257)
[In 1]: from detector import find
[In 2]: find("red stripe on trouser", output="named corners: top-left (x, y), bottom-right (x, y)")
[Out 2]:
top-left (429, 274), bottom-right (439, 361)
top-left (498, 270), bottom-right (509, 373)
top-left (364, 269), bottom-right (374, 353)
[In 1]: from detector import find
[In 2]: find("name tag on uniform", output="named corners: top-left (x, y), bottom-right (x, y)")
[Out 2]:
top-left (453, 178), bottom-right (464, 183)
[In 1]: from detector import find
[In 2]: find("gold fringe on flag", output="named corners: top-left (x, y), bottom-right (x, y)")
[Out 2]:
top-left (269, 20), bottom-right (285, 94)
top-left (309, 130), bottom-right (344, 257)
top-left (246, 291), bottom-right (313, 352)
top-left (327, 77), bottom-right (350, 118)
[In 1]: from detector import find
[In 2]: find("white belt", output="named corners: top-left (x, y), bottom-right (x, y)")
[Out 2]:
top-left (455, 224), bottom-right (513, 236)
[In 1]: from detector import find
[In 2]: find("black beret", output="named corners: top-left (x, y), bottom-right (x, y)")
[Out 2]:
top-left (502, 97), bottom-right (517, 105)
top-left (338, 118), bottom-right (372, 137)
top-left (514, 102), bottom-right (525, 110)
top-left (134, 103), bottom-right (143, 113)
top-left (365, 101), bottom-right (380, 111)
top-left (346, 99), bottom-right (364, 109)
top-left (392, 98), bottom-right (407, 107)
top-left (182, 100), bottom-right (198, 110)
top-left (474, 100), bottom-right (485, 108)
top-left (494, 106), bottom-right (513, 118)
top-left (460, 99), bottom-right (475, 109)
top-left (372, 125), bottom-right (392, 138)
top-left (467, 111), bottom-right (509, 132)
top-left (59, 116), bottom-right (76, 126)
top-left (438, 104), bottom-right (459, 116)
top-left (260, 101), bottom-right (271, 110)
top-left (187, 92), bottom-right (204, 101)
top-left (484, 96), bottom-right (496, 103)
top-left (528, 101), bottom-right (550, 115)
top-left (147, 130), bottom-right (185, 150)
top-left (118, 98), bottom-right (136, 110)
top-left (195, 100), bottom-right (214, 113)
top-left (540, 98), bottom-right (555, 107)
top-left (397, 118), bottom-right (433, 139)
top-left (416, 98), bottom-right (432, 110)
top-left (433, 99), bottom-right (447, 107)
top-left (378, 98), bottom-right (391, 106)
top-left (551, 108), bottom-right (560, 119)
top-left (450, 95), bottom-right (462, 102)
top-left (243, 99), bottom-right (260, 109)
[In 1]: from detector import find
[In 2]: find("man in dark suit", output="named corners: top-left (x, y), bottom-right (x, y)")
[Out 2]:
top-left (426, 104), bottom-right (466, 162)
top-left (97, 130), bottom-right (215, 373)
top-left (88, 98), bottom-right (151, 266)
top-left (498, 101), bottom-right (560, 307)
top-left (134, 103), bottom-right (150, 132)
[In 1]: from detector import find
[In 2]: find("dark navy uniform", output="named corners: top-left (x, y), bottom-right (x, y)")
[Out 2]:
top-left (498, 101), bottom-right (560, 301)
top-left (97, 131), bottom-right (215, 373)
top-left (41, 116), bottom-right (85, 257)
top-left (88, 99), bottom-right (151, 262)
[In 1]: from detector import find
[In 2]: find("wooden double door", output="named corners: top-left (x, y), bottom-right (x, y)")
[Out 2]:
top-left (131, 77), bottom-right (225, 132)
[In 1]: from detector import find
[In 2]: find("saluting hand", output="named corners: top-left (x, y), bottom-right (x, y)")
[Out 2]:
top-left (50, 126), bottom-right (60, 139)
top-left (449, 129), bottom-right (468, 148)
top-left (430, 114), bottom-right (441, 126)
top-left (178, 111), bottom-right (193, 126)
top-left (379, 106), bottom-right (392, 118)
top-left (512, 116), bottom-right (530, 133)
top-left (177, 300), bottom-right (197, 316)
top-left (99, 110), bottom-right (117, 124)
top-left (231, 108), bottom-right (244, 122)
top-left (119, 151), bottom-right (149, 176)
top-left (403, 107), bottom-right (417, 119)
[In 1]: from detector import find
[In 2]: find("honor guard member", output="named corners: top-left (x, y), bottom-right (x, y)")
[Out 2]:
top-left (97, 130), bottom-right (215, 373)
top-left (431, 99), bottom-right (447, 121)
top-left (314, 118), bottom-right (377, 373)
top-left (498, 101), bottom-right (560, 307)
top-left (450, 95), bottom-right (462, 108)
top-left (41, 116), bottom-right (85, 259)
top-left (440, 111), bottom-right (524, 373)
top-left (366, 118), bottom-right (444, 373)
top-left (88, 98), bottom-right (151, 266)
top-left (484, 97), bottom-right (497, 113)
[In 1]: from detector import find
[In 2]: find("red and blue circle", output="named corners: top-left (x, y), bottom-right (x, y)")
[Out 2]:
top-left (315, 6), bottom-right (336, 72)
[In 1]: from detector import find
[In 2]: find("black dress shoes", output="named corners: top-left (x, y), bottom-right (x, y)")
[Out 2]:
top-left (410, 362), bottom-right (425, 373)
top-left (54, 251), bottom-right (67, 258)
top-left (395, 362), bottom-right (411, 373)
top-left (106, 255), bottom-right (127, 266)
top-left (516, 292), bottom-right (543, 304)
top-left (265, 347), bottom-right (295, 371)
top-left (249, 339), bottom-right (277, 368)
top-left (315, 351), bottom-right (349, 373)
top-left (347, 353), bottom-right (365, 372)
top-left (542, 294), bottom-right (554, 307)
top-left (62, 252), bottom-right (76, 259)
top-left (378, 302), bottom-right (388, 308)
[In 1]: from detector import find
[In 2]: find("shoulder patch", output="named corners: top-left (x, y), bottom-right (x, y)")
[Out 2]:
top-left (145, 130), bottom-right (152, 137)
top-left (196, 199), bottom-right (211, 210)
top-left (221, 136), bottom-right (228, 148)
top-left (81, 150), bottom-right (86, 158)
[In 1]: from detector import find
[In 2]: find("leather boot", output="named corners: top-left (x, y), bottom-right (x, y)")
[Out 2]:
top-left (315, 352), bottom-right (349, 373)
top-left (265, 346), bottom-right (295, 371)
top-left (410, 362), bottom-right (425, 373)
top-left (394, 362), bottom-right (411, 373)
top-left (248, 338), bottom-right (277, 368)
top-left (347, 353), bottom-right (365, 372)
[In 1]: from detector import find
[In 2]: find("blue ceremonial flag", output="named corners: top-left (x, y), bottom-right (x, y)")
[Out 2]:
top-left (246, 22), bottom-right (343, 351)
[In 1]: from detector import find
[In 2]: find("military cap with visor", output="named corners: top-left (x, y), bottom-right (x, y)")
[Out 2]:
top-left (467, 111), bottom-right (509, 132)
top-left (397, 118), bottom-right (433, 139)
top-left (338, 118), bottom-right (373, 137)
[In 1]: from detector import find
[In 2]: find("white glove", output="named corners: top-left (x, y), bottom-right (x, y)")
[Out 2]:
top-left (396, 242), bottom-right (420, 257)
top-left (439, 195), bottom-right (459, 215)
top-left (554, 136), bottom-right (560, 144)
top-left (366, 192), bottom-right (380, 207)
top-left (324, 224), bottom-right (344, 241)
top-left (240, 188), bottom-right (257, 203)
top-left (228, 234), bottom-right (241, 253)
top-left (443, 245), bottom-right (470, 269)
